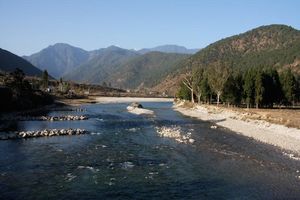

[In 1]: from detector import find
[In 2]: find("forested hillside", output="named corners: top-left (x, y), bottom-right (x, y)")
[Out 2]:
top-left (174, 25), bottom-right (300, 107)
top-left (188, 25), bottom-right (300, 73)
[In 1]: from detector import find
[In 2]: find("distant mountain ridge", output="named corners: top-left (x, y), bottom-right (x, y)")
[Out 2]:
top-left (63, 45), bottom-right (189, 90)
top-left (0, 48), bottom-right (43, 76)
top-left (137, 45), bottom-right (199, 54)
top-left (23, 44), bottom-right (197, 79)
top-left (23, 43), bottom-right (89, 78)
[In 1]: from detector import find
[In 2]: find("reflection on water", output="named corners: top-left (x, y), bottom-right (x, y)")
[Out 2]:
top-left (1, 102), bottom-right (300, 199)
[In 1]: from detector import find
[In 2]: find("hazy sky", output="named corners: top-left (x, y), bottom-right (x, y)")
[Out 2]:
top-left (1, 0), bottom-right (300, 56)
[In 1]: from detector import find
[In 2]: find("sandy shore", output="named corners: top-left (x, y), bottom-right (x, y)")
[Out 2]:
top-left (174, 102), bottom-right (300, 155)
top-left (95, 97), bottom-right (173, 103)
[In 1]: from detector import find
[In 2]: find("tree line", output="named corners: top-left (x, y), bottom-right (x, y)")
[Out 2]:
top-left (177, 63), bottom-right (300, 108)
top-left (0, 69), bottom-right (53, 111)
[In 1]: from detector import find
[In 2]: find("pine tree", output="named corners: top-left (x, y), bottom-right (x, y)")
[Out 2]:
top-left (261, 69), bottom-right (283, 107)
top-left (177, 82), bottom-right (191, 101)
top-left (280, 69), bottom-right (297, 106)
top-left (199, 74), bottom-right (211, 104)
top-left (255, 71), bottom-right (264, 109)
top-left (243, 69), bottom-right (256, 108)
top-left (42, 70), bottom-right (49, 88)
top-left (223, 74), bottom-right (243, 106)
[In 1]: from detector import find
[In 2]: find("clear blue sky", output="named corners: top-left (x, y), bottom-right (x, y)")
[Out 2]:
top-left (0, 0), bottom-right (299, 56)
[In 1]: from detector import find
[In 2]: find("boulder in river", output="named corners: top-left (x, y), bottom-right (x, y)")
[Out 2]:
top-left (129, 102), bottom-right (143, 108)
top-left (127, 102), bottom-right (154, 115)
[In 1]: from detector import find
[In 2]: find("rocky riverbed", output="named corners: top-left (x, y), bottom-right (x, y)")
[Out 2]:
top-left (0, 115), bottom-right (88, 121)
top-left (156, 126), bottom-right (195, 144)
top-left (0, 128), bottom-right (88, 140)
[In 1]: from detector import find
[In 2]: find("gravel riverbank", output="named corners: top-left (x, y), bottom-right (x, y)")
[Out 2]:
top-left (174, 102), bottom-right (300, 155)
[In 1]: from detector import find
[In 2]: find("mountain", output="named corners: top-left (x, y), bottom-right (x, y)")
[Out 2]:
top-left (0, 48), bottom-right (43, 76)
top-left (154, 24), bottom-right (300, 95)
top-left (107, 52), bottom-right (190, 89)
top-left (64, 46), bottom-right (139, 84)
top-left (23, 43), bottom-right (89, 78)
top-left (64, 49), bottom-right (189, 89)
top-left (138, 45), bottom-right (199, 54)
top-left (23, 43), bottom-right (198, 79)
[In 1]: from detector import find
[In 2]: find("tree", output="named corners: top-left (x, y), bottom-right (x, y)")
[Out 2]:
top-left (102, 81), bottom-right (107, 87)
top-left (223, 74), bottom-right (243, 106)
top-left (255, 70), bottom-right (264, 108)
top-left (207, 62), bottom-right (230, 106)
top-left (42, 70), bottom-right (49, 88)
top-left (192, 68), bottom-right (204, 104)
top-left (182, 72), bottom-right (195, 103)
top-left (261, 69), bottom-right (283, 107)
top-left (199, 74), bottom-right (211, 104)
top-left (5, 68), bottom-right (31, 94)
top-left (176, 82), bottom-right (191, 101)
top-left (280, 69), bottom-right (297, 106)
top-left (243, 69), bottom-right (256, 108)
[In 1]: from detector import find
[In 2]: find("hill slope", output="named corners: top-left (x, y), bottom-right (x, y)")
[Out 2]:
top-left (188, 24), bottom-right (300, 72)
top-left (154, 25), bottom-right (300, 95)
top-left (23, 43), bottom-right (89, 78)
top-left (107, 52), bottom-right (189, 89)
top-left (0, 48), bottom-right (43, 76)
top-left (64, 46), bottom-right (139, 84)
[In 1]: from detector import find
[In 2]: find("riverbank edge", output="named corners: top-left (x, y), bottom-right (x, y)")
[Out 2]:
top-left (173, 101), bottom-right (300, 155)
top-left (95, 96), bottom-right (174, 103)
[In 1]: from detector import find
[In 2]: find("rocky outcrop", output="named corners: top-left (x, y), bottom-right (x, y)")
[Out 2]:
top-left (0, 128), bottom-right (88, 140)
top-left (0, 115), bottom-right (88, 121)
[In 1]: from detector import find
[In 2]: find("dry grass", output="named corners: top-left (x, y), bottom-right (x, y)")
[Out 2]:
top-left (179, 102), bottom-right (300, 129)
top-left (217, 105), bottom-right (300, 129)
top-left (244, 109), bottom-right (300, 129)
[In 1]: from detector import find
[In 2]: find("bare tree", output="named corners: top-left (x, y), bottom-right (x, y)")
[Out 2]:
top-left (192, 68), bottom-right (204, 104)
top-left (207, 62), bottom-right (230, 106)
top-left (182, 72), bottom-right (195, 103)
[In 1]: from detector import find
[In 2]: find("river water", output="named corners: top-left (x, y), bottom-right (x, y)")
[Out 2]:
top-left (1, 102), bottom-right (300, 199)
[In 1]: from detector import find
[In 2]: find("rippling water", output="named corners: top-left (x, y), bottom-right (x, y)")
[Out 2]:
top-left (1, 102), bottom-right (300, 199)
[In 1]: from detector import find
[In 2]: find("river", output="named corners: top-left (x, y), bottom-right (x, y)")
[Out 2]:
top-left (1, 102), bottom-right (300, 199)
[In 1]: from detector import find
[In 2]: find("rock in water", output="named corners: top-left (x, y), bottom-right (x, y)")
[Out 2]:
top-left (0, 128), bottom-right (88, 140)
top-left (127, 104), bottom-right (154, 115)
top-left (129, 102), bottom-right (143, 108)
